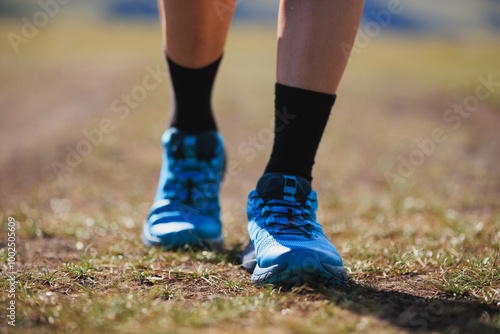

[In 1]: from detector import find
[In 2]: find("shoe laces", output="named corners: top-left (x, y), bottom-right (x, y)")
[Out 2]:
top-left (252, 195), bottom-right (316, 238)
top-left (163, 159), bottom-right (220, 212)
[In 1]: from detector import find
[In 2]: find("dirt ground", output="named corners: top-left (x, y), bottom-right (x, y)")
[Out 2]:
top-left (1, 21), bottom-right (500, 333)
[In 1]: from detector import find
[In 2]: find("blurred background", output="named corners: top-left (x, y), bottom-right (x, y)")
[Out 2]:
top-left (3, 0), bottom-right (500, 33)
top-left (2, 2), bottom-right (500, 331)
top-left (0, 0), bottom-right (499, 243)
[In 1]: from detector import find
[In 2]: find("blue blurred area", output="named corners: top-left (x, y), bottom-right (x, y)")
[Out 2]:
top-left (105, 0), bottom-right (278, 22)
top-left (108, 0), bottom-right (158, 19)
top-left (1, 0), bottom-right (499, 35)
top-left (104, 0), bottom-right (421, 29)
top-left (490, 12), bottom-right (500, 28)
top-left (361, 1), bottom-right (423, 31)
top-left (98, 0), bottom-right (500, 34)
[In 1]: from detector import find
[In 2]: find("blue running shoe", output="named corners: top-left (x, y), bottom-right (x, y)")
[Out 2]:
top-left (142, 127), bottom-right (225, 249)
top-left (242, 173), bottom-right (348, 286)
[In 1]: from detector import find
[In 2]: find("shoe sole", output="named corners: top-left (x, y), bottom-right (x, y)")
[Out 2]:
top-left (251, 251), bottom-right (348, 287)
top-left (142, 225), bottom-right (224, 250)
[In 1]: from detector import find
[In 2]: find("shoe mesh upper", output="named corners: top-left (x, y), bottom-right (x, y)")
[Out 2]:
top-left (154, 128), bottom-right (224, 219)
top-left (248, 174), bottom-right (343, 268)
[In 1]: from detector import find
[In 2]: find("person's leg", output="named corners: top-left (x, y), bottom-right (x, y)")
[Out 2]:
top-left (143, 0), bottom-right (236, 249)
top-left (265, 0), bottom-right (365, 181)
top-left (160, 0), bottom-right (236, 133)
top-left (160, 0), bottom-right (235, 68)
top-left (244, 0), bottom-right (364, 286)
top-left (277, 0), bottom-right (364, 94)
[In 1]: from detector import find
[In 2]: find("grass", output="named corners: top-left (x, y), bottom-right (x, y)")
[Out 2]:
top-left (1, 17), bottom-right (500, 333)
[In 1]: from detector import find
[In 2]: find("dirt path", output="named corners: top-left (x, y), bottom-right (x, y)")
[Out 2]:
top-left (1, 24), bottom-right (500, 333)
top-left (0, 59), bottom-right (142, 207)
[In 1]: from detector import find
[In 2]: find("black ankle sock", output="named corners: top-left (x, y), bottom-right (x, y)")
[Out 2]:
top-left (264, 83), bottom-right (336, 182)
top-left (167, 54), bottom-right (222, 133)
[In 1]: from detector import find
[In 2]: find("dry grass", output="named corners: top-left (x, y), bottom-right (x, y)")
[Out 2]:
top-left (1, 19), bottom-right (500, 333)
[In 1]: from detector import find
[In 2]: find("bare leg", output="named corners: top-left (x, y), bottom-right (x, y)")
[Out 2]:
top-left (245, 0), bottom-right (365, 286)
top-left (144, 1), bottom-right (237, 249)
top-left (159, 0), bottom-right (237, 68)
top-left (158, 0), bottom-right (237, 132)
top-left (277, 0), bottom-right (365, 94)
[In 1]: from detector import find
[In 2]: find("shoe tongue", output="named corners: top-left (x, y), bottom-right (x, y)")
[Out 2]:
top-left (194, 131), bottom-right (219, 161)
top-left (168, 128), bottom-right (218, 161)
top-left (256, 173), bottom-right (311, 201)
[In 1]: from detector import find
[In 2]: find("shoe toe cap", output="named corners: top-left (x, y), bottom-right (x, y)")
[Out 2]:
top-left (149, 221), bottom-right (196, 237)
top-left (257, 239), bottom-right (344, 270)
top-left (146, 213), bottom-right (222, 241)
